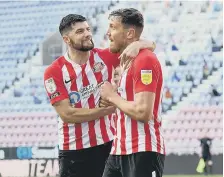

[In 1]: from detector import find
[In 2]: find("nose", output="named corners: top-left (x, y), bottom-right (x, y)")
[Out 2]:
top-left (85, 30), bottom-right (92, 38)
top-left (106, 28), bottom-right (111, 37)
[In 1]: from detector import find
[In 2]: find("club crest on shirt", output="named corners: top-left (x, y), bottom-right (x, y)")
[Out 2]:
top-left (141, 70), bottom-right (152, 85)
top-left (45, 77), bottom-right (57, 94)
top-left (93, 62), bottom-right (104, 72)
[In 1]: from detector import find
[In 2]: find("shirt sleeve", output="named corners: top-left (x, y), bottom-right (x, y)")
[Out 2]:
top-left (133, 54), bottom-right (160, 94)
top-left (44, 65), bottom-right (69, 105)
top-left (96, 48), bottom-right (120, 68)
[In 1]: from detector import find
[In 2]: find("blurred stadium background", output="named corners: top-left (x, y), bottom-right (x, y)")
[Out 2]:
top-left (0, 0), bottom-right (223, 177)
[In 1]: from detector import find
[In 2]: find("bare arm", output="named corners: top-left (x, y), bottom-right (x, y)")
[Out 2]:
top-left (53, 99), bottom-right (115, 124)
top-left (100, 53), bottom-right (160, 123)
top-left (119, 40), bottom-right (156, 67)
top-left (138, 39), bottom-right (156, 51)
top-left (108, 91), bottom-right (155, 123)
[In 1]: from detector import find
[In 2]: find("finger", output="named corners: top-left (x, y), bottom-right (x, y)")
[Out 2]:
top-left (99, 102), bottom-right (108, 108)
top-left (100, 98), bottom-right (109, 104)
top-left (98, 81), bottom-right (104, 87)
top-left (126, 61), bottom-right (132, 69)
top-left (123, 54), bottom-right (129, 66)
top-left (120, 65), bottom-right (125, 74)
top-left (120, 53), bottom-right (127, 66)
top-left (118, 53), bottom-right (122, 60)
top-left (130, 51), bottom-right (138, 58)
top-left (123, 59), bottom-right (133, 70)
top-left (104, 81), bottom-right (110, 84)
top-left (123, 61), bottom-right (129, 70)
top-left (99, 101), bottom-right (109, 107)
top-left (124, 53), bottom-right (133, 61)
top-left (100, 82), bottom-right (107, 88)
top-left (99, 99), bottom-right (112, 107)
top-left (107, 106), bottom-right (116, 113)
top-left (152, 41), bottom-right (156, 52)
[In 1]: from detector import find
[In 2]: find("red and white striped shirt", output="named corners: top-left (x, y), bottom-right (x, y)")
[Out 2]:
top-left (44, 48), bottom-right (119, 150)
top-left (111, 49), bottom-right (165, 155)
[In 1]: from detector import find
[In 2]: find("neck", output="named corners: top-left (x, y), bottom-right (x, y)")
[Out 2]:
top-left (120, 38), bottom-right (138, 54)
top-left (67, 47), bottom-right (90, 65)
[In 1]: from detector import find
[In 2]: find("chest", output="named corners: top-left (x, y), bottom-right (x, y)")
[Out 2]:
top-left (117, 69), bottom-right (134, 101)
top-left (63, 60), bottom-right (111, 105)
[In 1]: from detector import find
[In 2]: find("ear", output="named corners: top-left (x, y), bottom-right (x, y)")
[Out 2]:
top-left (126, 28), bottom-right (135, 40)
top-left (62, 35), bottom-right (70, 45)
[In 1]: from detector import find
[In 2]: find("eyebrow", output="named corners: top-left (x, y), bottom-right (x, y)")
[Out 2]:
top-left (110, 23), bottom-right (115, 28)
top-left (75, 27), bottom-right (90, 33)
top-left (75, 28), bottom-right (84, 32)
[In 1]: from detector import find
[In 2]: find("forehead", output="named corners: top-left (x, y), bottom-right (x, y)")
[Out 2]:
top-left (71, 21), bottom-right (90, 30)
top-left (108, 16), bottom-right (122, 26)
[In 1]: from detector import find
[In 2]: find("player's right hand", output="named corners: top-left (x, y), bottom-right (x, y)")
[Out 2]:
top-left (99, 98), bottom-right (113, 108)
top-left (105, 106), bottom-right (116, 114)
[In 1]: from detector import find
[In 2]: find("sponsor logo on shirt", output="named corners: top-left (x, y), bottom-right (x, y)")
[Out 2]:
top-left (141, 70), bottom-right (152, 85)
top-left (80, 82), bottom-right (104, 99)
top-left (64, 77), bottom-right (74, 84)
top-left (70, 82), bottom-right (104, 102)
top-left (45, 78), bottom-right (57, 94)
top-left (49, 92), bottom-right (60, 100)
top-left (93, 62), bottom-right (105, 72)
top-left (69, 92), bottom-right (81, 104)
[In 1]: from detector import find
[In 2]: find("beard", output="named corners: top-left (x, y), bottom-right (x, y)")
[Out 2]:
top-left (70, 38), bottom-right (94, 51)
top-left (109, 40), bottom-right (126, 54)
top-left (109, 46), bottom-right (121, 53)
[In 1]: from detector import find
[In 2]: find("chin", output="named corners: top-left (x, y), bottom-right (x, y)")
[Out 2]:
top-left (85, 44), bottom-right (94, 49)
top-left (82, 44), bottom-right (94, 51)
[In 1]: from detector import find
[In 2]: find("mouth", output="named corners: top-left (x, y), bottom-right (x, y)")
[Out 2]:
top-left (83, 39), bottom-right (92, 44)
top-left (109, 38), bottom-right (114, 42)
top-left (85, 39), bottom-right (92, 42)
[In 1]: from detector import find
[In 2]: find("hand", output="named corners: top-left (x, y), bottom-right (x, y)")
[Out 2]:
top-left (121, 59), bottom-right (133, 71)
top-left (151, 41), bottom-right (156, 52)
top-left (105, 106), bottom-right (116, 115)
top-left (99, 98), bottom-right (113, 108)
top-left (119, 41), bottom-right (140, 67)
top-left (100, 81), bottom-right (116, 101)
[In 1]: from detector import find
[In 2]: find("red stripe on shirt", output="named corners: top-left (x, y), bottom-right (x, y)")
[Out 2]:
top-left (154, 118), bottom-right (161, 153)
top-left (120, 111), bottom-right (126, 154)
top-left (81, 58), bottom-right (97, 147)
top-left (92, 52), bottom-right (110, 143)
top-left (66, 62), bottom-right (83, 150)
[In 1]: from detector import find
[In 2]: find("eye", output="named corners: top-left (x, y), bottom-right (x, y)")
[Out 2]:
top-left (109, 24), bottom-right (115, 30)
top-left (76, 29), bottom-right (84, 34)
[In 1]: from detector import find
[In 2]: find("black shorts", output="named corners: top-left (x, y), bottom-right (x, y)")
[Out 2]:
top-left (59, 141), bottom-right (112, 177)
top-left (103, 151), bottom-right (165, 177)
top-left (203, 154), bottom-right (212, 162)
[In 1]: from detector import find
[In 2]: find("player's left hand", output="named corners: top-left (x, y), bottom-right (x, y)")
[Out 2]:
top-left (119, 40), bottom-right (156, 70)
top-left (100, 81), bottom-right (116, 101)
top-left (119, 41), bottom-right (140, 68)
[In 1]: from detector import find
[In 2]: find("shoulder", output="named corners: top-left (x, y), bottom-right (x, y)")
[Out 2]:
top-left (92, 48), bottom-right (109, 54)
top-left (93, 48), bottom-right (119, 59)
top-left (135, 49), bottom-right (159, 64)
top-left (132, 49), bottom-right (162, 75)
top-left (44, 56), bottom-right (65, 76)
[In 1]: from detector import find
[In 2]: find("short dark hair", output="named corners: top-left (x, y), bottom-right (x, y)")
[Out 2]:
top-left (59, 14), bottom-right (86, 35)
top-left (109, 8), bottom-right (144, 29)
